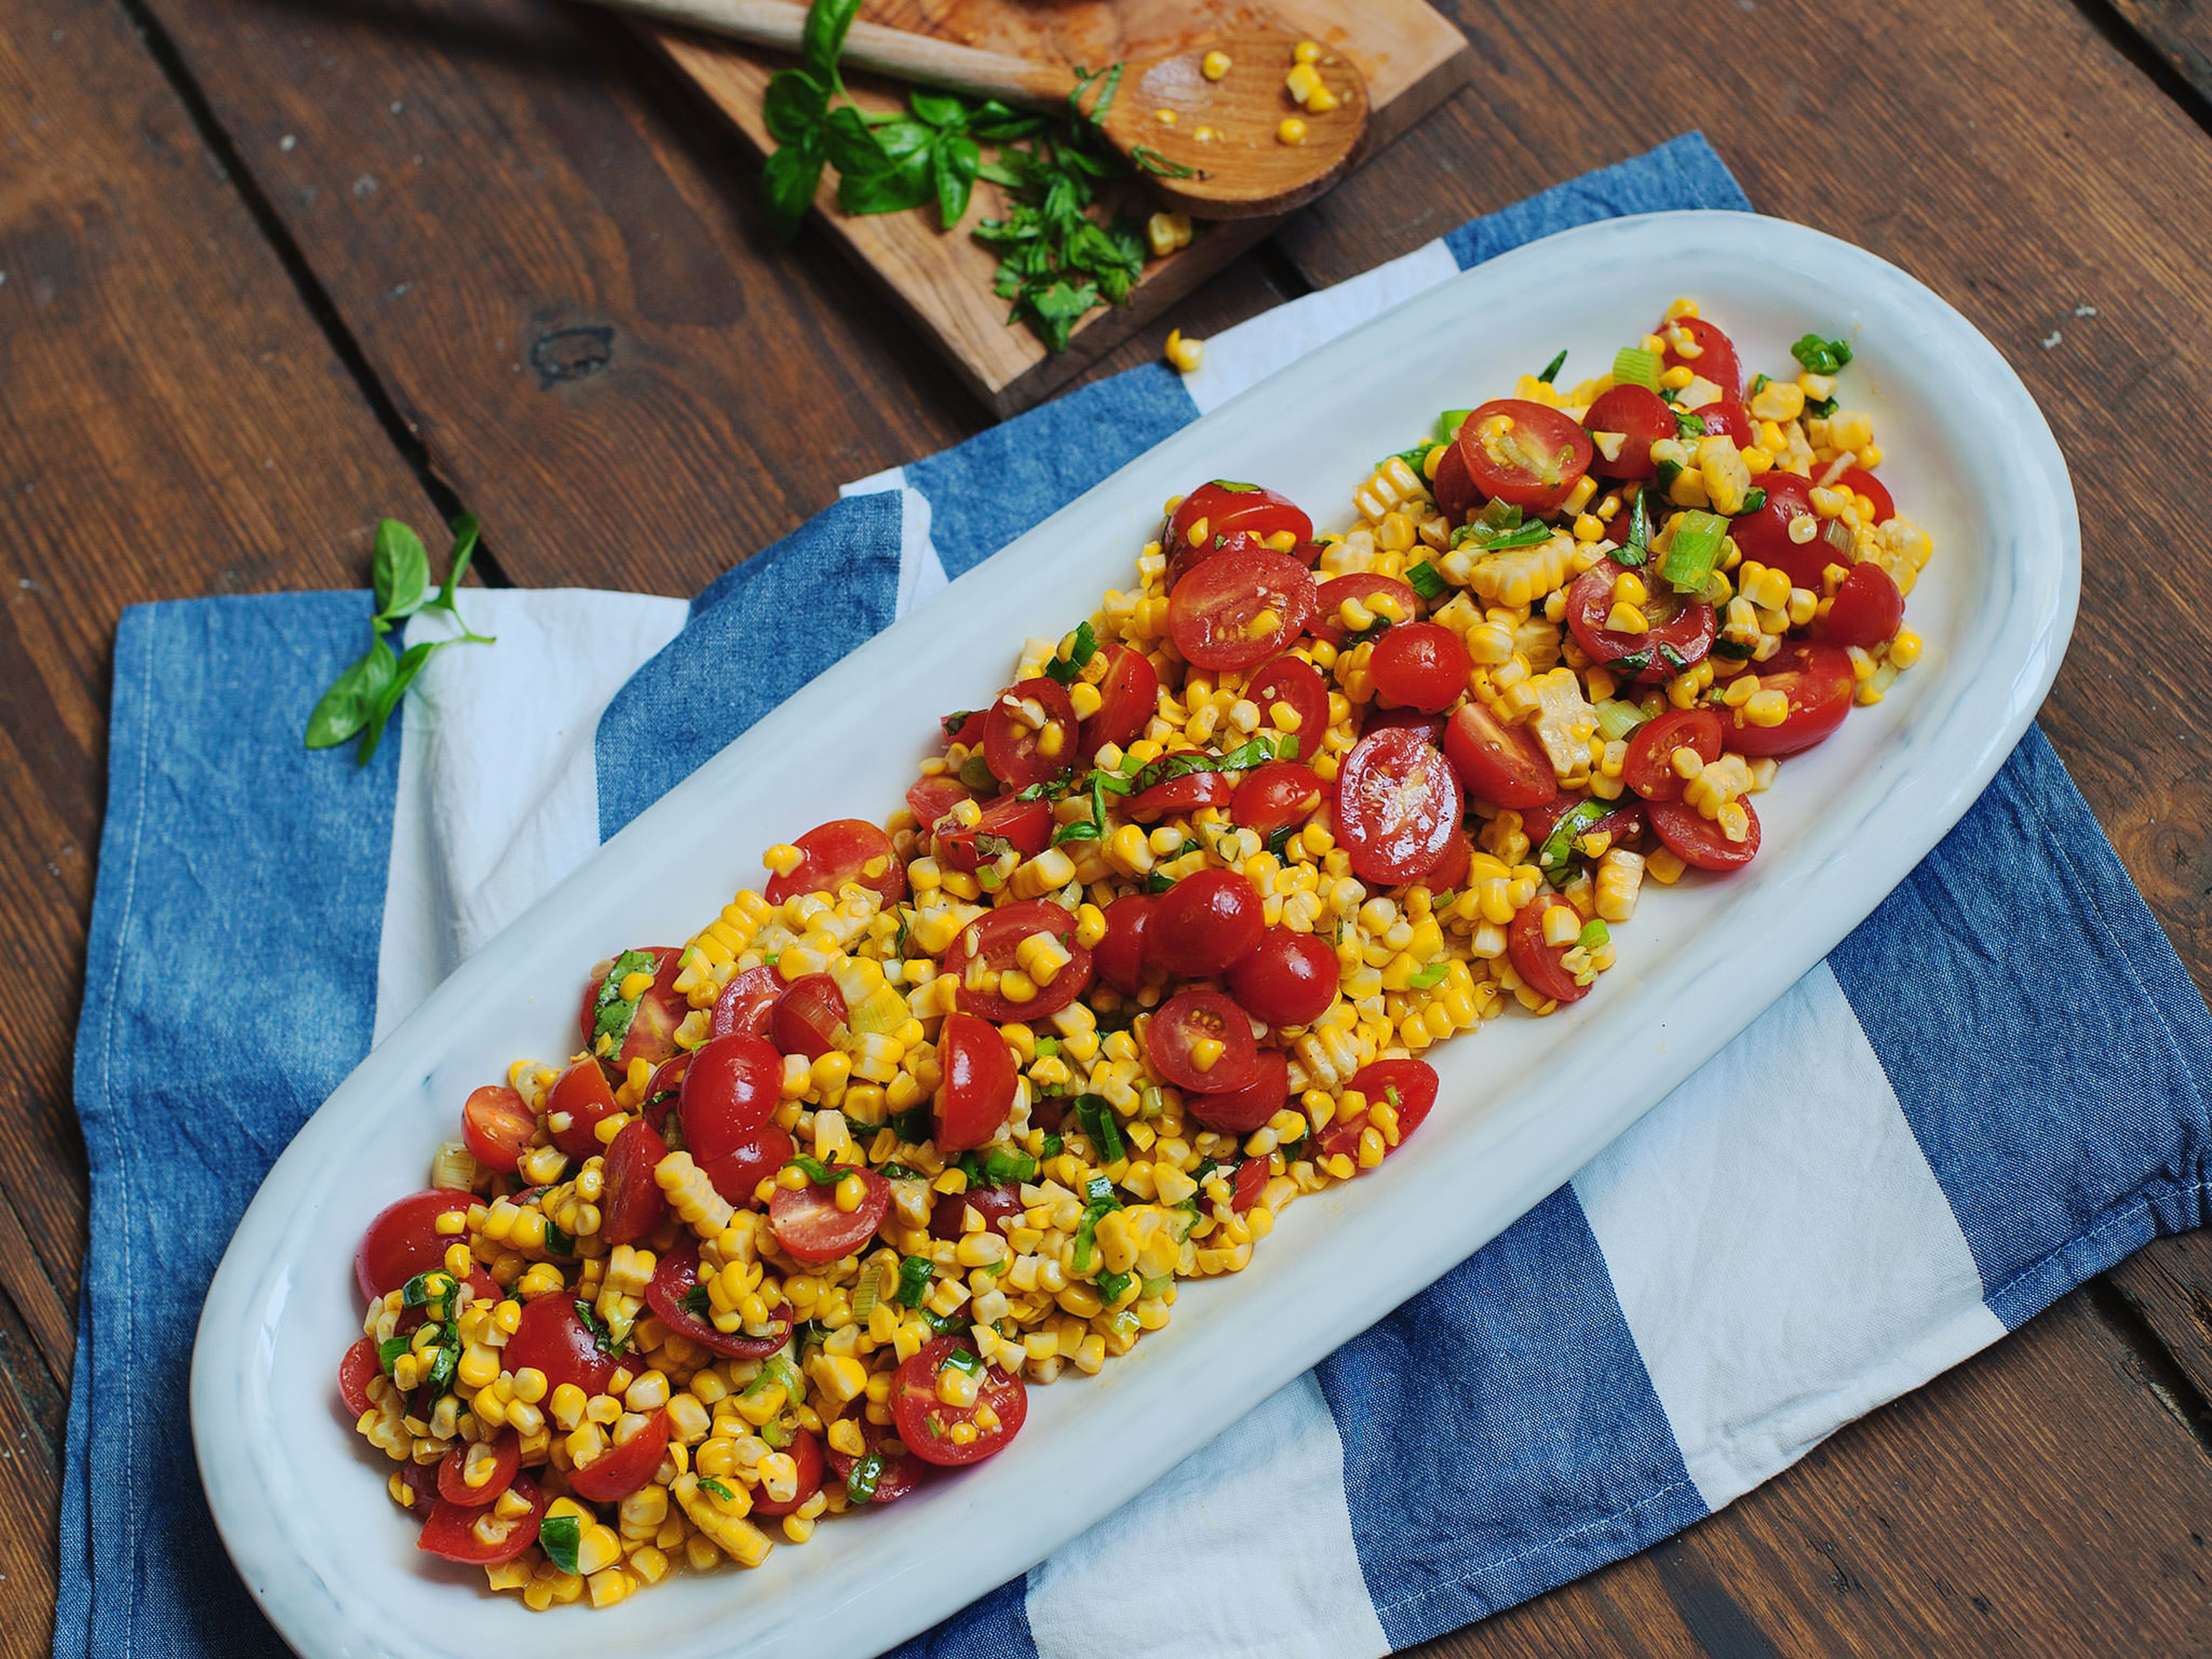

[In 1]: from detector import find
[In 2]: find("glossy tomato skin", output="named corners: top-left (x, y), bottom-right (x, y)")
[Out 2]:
top-left (766, 819), bottom-right (905, 908)
top-left (1309, 574), bottom-right (1421, 645)
top-left (1821, 562), bottom-right (1904, 649)
top-left (1165, 481), bottom-right (1312, 553)
top-left (355, 1190), bottom-right (476, 1302)
top-left (1726, 642), bottom-right (1854, 756)
top-left (1442, 700), bottom-right (1556, 810)
top-left (983, 677), bottom-right (1082, 791)
top-left (892, 1335), bottom-right (1029, 1468)
top-left (460, 1084), bottom-right (534, 1175)
top-left (1319, 1059), bottom-right (1441, 1165)
top-left (1838, 467), bottom-right (1895, 524)
top-left (1145, 988), bottom-right (1259, 1093)
top-left (1419, 828), bottom-right (1473, 892)
top-left (1126, 771), bottom-right (1233, 821)
top-left (749, 1429), bottom-right (824, 1517)
top-left (1431, 437), bottom-right (1482, 524)
top-left (679, 1035), bottom-right (782, 1162)
top-left (567, 1410), bottom-right (670, 1503)
top-left (1662, 317), bottom-right (1743, 397)
top-left (933, 793), bottom-right (1052, 873)
top-left (1245, 655), bottom-right (1330, 752)
top-left (1508, 898), bottom-right (1593, 1005)
top-left (437, 1430), bottom-right (520, 1509)
top-left (930, 1183), bottom-right (1024, 1242)
top-left (1696, 400), bottom-right (1754, 446)
top-left (1457, 399), bottom-right (1594, 515)
top-left (949, 900), bottom-right (1093, 1022)
top-left (1649, 798), bottom-right (1763, 870)
top-left (1230, 762), bottom-right (1324, 836)
top-left (504, 1296), bottom-right (619, 1396)
top-left (599, 1117), bottom-right (671, 1247)
top-left (1335, 726), bottom-right (1462, 887)
top-left (548, 1056), bottom-right (620, 1160)
top-left (1231, 1158), bottom-right (1268, 1211)
top-left (935, 1012), bottom-right (1017, 1153)
top-left (711, 964), bottom-right (782, 1041)
top-left (417, 1474), bottom-right (544, 1566)
top-left (339, 1338), bottom-right (380, 1416)
top-left (645, 1242), bottom-right (793, 1358)
top-left (1730, 474), bottom-right (1836, 589)
top-left (575, 945), bottom-right (687, 1072)
top-left (825, 1423), bottom-right (924, 1505)
top-left (1148, 870), bottom-right (1265, 977)
top-left (770, 973), bottom-right (848, 1060)
top-left (770, 1169), bottom-right (892, 1266)
top-left (1524, 795), bottom-right (1644, 857)
top-left (1623, 707), bottom-right (1725, 802)
top-left (1187, 1047), bottom-right (1291, 1134)
top-left (1582, 385), bottom-right (1675, 482)
top-left (697, 1122), bottom-right (795, 1210)
top-left (1095, 895), bottom-right (1154, 994)
top-left (1566, 560), bottom-right (1717, 683)
top-left (1369, 622), bottom-right (1472, 714)
top-left (1226, 928), bottom-right (1338, 1027)
top-left (1169, 549), bottom-right (1316, 671)
top-left (906, 774), bottom-right (972, 830)
top-left (1165, 526), bottom-right (1262, 596)
top-left (1081, 645), bottom-right (1160, 756)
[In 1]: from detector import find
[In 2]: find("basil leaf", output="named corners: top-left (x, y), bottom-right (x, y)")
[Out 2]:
top-left (683, 1284), bottom-right (711, 1317)
top-left (699, 1477), bottom-right (737, 1502)
top-left (539, 1513), bottom-right (581, 1574)
top-left (304, 635), bottom-right (396, 750)
top-left (762, 128), bottom-right (825, 244)
top-left (846, 1451), bottom-right (885, 1503)
top-left (763, 67), bottom-right (829, 143)
top-left (1537, 800), bottom-right (1612, 885)
top-left (784, 1153), bottom-right (839, 1186)
top-left (819, 104), bottom-right (889, 177)
top-left (801, 0), bottom-right (862, 82)
top-left (357, 637), bottom-right (441, 766)
top-left (910, 88), bottom-right (967, 129)
top-left (839, 144), bottom-right (934, 217)
top-left (934, 133), bottom-right (980, 230)
top-left (377, 1334), bottom-right (413, 1374)
top-left (372, 519), bottom-right (430, 622)
top-left (440, 513), bottom-right (480, 611)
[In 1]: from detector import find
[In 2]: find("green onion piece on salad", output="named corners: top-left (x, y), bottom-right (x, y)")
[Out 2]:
top-left (1612, 346), bottom-right (1661, 389)
top-left (1437, 407), bottom-right (1473, 441)
top-left (1577, 918), bottom-right (1611, 951)
top-left (1405, 561), bottom-right (1448, 603)
top-left (1660, 510), bottom-right (1729, 594)
top-left (1594, 699), bottom-right (1646, 743)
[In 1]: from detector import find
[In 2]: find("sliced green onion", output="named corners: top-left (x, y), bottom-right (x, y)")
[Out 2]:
top-left (1277, 734), bottom-right (1299, 761)
top-left (983, 1146), bottom-right (1039, 1184)
top-left (1577, 918), bottom-right (1611, 951)
top-left (941, 1346), bottom-right (983, 1377)
top-left (1097, 1269), bottom-right (1135, 1305)
top-left (1043, 620), bottom-right (1099, 685)
top-left (895, 1255), bottom-right (935, 1309)
top-left (1406, 560), bottom-right (1448, 603)
top-left (1790, 333), bottom-right (1853, 374)
top-left (850, 1265), bottom-right (881, 1321)
top-left (1594, 700), bottom-right (1646, 743)
top-left (1407, 962), bottom-right (1449, 990)
top-left (1739, 486), bottom-right (1768, 515)
top-left (1479, 499), bottom-right (1523, 531)
top-left (1659, 509), bottom-right (1729, 594)
top-left (1437, 408), bottom-right (1474, 441)
top-left (539, 1513), bottom-right (582, 1573)
top-left (1612, 346), bottom-right (1661, 389)
top-left (1537, 800), bottom-right (1611, 885)
top-left (1536, 348), bottom-right (1567, 384)
top-left (1805, 394), bottom-right (1838, 421)
top-left (1654, 458), bottom-right (1683, 492)
top-left (1040, 1132), bottom-right (1065, 1158)
top-left (1675, 410), bottom-right (1707, 439)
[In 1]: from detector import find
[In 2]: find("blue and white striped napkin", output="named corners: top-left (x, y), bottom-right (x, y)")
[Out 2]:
top-left (58, 134), bottom-right (2212, 1659)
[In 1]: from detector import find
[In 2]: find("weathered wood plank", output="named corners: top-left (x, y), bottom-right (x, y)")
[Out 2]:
top-left (2105, 0), bottom-right (2212, 108)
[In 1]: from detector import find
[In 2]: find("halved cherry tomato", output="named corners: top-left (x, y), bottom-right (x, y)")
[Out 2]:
top-left (930, 1183), bottom-right (1024, 1242)
top-left (460, 1085), bottom-right (534, 1175)
top-left (696, 1122), bottom-right (794, 1210)
top-left (645, 1241), bottom-right (793, 1358)
top-left (1431, 437), bottom-right (1482, 524)
top-left (1695, 400), bottom-right (1753, 446)
top-left (933, 793), bottom-right (1052, 873)
top-left (338, 1338), bottom-right (380, 1416)
top-left (575, 945), bottom-right (687, 1072)
top-left (355, 1190), bottom-right (476, 1302)
top-left (1725, 642), bottom-right (1854, 756)
top-left (1226, 927), bottom-right (1338, 1027)
top-left (1821, 562), bottom-right (1904, 649)
top-left (1649, 797), bottom-right (1763, 870)
top-left (1148, 869), bottom-right (1264, 976)
top-left (1565, 559), bottom-right (1716, 684)
top-left (906, 773), bottom-right (973, 829)
top-left (394, 1461), bottom-right (441, 1517)
top-left (1081, 644), bottom-right (1160, 756)
top-left (983, 677), bottom-right (1081, 791)
top-left (1309, 574), bottom-right (1421, 645)
top-left (1457, 399), bottom-right (1593, 515)
top-left (1318, 1058), bottom-right (1441, 1164)
top-left (1369, 622), bottom-right (1472, 714)
top-left (892, 1334), bottom-right (1029, 1467)
top-left (749, 1429), bottom-right (824, 1517)
top-left (1165, 526), bottom-right (1263, 595)
top-left (1661, 316), bottom-right (1743, 397)
top-left (1419, 827), bottom-right (1472, 891)
top-left (1230, 1158), bottom-right (1268, 1212)
top-left (1582, 384), bottom-right (1675, 482)
top-left (1126, 771), bottom-right (1233, 821)
top-left (1838, 467), bottom-right (1895, 524)
top-left (547, 1056), bottom-right (619, 1160)
top-left (1165, 480), bottom-right (1313, 553)
top-left (567, 1410), bottom-right (670, 1503)
top-left (1095, 894), bottom-right (1153, 994)
top-left (1508, 897), bottom-right (1593, 1005)
top-left (1145, 988), bottom-right (1258, 1092)
top-left (1187, 1047), bottom-right (1291, 1134)
top-left (770, 1168), bottom-right (892, 1265)
top-left (1169, 548), bottom-right (1316, 671)
top-left (936, 1010), bottom-right (1017, 1152)
top-left (770, 973), bottom-right (848, 1060)
top-left (1366, 709), bottom-right (1448, 747)
top-left (600, 1116), bottom-right (670, 1247)
top-left (642, 1051), bottom-right (691, 1130)
top-left (1244, 655), bottom-right (1330, 752)
top-left (503, 1295), bottom-right (619, 1396)
top-left (418, 1474), bottom-right (544, 1566)
top-left (942, 709), bottom-right (987, 748)
top-left (1730, 473), bottom-right (1831, 589)
top-left (1623, 707), bottom-right (1725, 802)
top-left (1230, 762), bottom-right (1324, 836)
top-left (949, 900), bottom-right (1093, 1022)
top-left (825, 1420), bottom-right (924, 1504)
top-left (711, 964), bottom-right (782, 1041)
top-left (436, 1429), bottom-right (520, 1509)
top-left (1335, 725), bottom-right (1461, 887)
top-left (767, 818), bottom-right (906, 907)
top-left (679, 1035), bottom-right (781, 1161)
top-left (1524, 795), bottom-right (1645, 856)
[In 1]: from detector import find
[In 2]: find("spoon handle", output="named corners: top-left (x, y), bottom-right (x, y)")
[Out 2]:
top-left (610, 0), bottom-right (1075, 108)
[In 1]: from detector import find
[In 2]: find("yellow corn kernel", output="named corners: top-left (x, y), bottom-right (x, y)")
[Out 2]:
top-left (1165, 329), bottom-right (1204, 374)
top-left (1202, 48), bottom-right (1231, 79)
top-left (1277, 117), bottom-right (1306, 145)
top-left (1890, 629), bottom-right (1923, 669)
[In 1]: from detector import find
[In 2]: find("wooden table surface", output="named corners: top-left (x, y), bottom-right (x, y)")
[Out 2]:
top-left (6, 0), bottom-right (2212, 1652)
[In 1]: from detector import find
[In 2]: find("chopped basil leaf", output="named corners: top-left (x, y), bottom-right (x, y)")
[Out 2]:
top-left (784, 1153), bottom-right (840, 1187)
top-left (889, 1104), bottom-right (934, 1143)
top-left (378, 1333), bottom-right (414, 1374)
top-left (1654, 459), bottom-right (1683, 491)
top-left (1043, 620), bottom-right (1099, 685)
top-left (1740, 486), bottom-right (1768, 515)
top-left (1266, 824), bottom-right (1295, 860)
top-left (1537, 800), bottom-right (1611, 885)
top-left (543, 1218), bottom-right (575, 1257)
top-left (1145, 870), bottom-right (1175, 893)
top-left (683, 1284), bottom-right (712, 1317)
top-left (1675, 410), bottom-right (1706, 440)
top-left (700, 1477), bottom-right (737, 1502)
top-left (941, 1346), bottom-right (983, 1377)
top-left (589, 948), bottom-right (660, 1054)
top-left (1536, 348), bottom-right (1567, 384)
top-left (1748, 372), bottom-right (1770, 396)
top-left (1616, 488), bottom-right (1652, 569)
top-left (539, 1513), bottom-right (582, 1573)
top-left (846, 1452), bottom-right (886, 1503)
top-left (574, 1299), bottom-right (627, 1358)
top-left (940, 709), bottom-right (976, 740)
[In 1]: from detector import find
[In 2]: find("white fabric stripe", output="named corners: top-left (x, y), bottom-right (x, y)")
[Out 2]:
top-left (1572, 963), bottom-right (2005, 1510)
top-left (374, 590), bottom-right (688, 1040)
top-left (1024, 1373), bottom-right (1388, 1659)
top-left (840, 465), bottom-right (948, 621)
top-left (1180, 238), bottom-right (1461, 415)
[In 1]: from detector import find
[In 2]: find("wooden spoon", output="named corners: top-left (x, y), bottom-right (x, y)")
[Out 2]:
top-left (605, 0), bottom-right (1370, 218)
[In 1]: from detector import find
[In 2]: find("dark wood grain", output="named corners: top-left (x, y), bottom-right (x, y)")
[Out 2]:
top-left (2105, 0), bottom-right (2212, 107)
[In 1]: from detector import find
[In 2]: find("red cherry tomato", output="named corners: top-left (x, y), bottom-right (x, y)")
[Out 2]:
top-left (1726, 642), bottom-right (1855, 756)
top-left (1230, 762), bottom-right (1324, 836)
top-left (906, 773), bottom-right (973, 828)
top-left (1145, 989), bottom-right (1258, 1093)
top-left (1524, 795), bottom-right (1645, 857)
top-left (1730, 474), bottom-right (1838, 589)
top-left (1661, 316), bottom-right (1743, 397)
top-left (1365, 708), bottom-right (1448, 746)
top-left (1169, 548), bottom-right (1316, 672)
top-left (1837, 467), bottom-right (1895, 524)
top-left (1148, 869), bottom-right (1265, 977)
top-left (1187, 1047), bottom-right (1291, 1134)
top-left (1165, 526), bottom-right (1265, 596)
top-left (1126, 771), bottom-right (1233, 821)
top-left (1696, 400), bottom-right (1753, 446)
top-left (395, 1461), bottom-right (442, 1516)
top-left (696, 1122), bottom-right (794, 1210)
top-left (770, 973), bottom-right (849, 1060)
top-left (679, 1035), bottom-right (782, 1162)
top-left (1368, 622), bottom-right (1472, 714)
top-left (575, 945), bottom-right (687, 1071)
top-left (825, 1421), bottom-right (925, 1505)
top-left (1244, 655), bottom-right (1330, 752)
top-left (1822, 562), bottom-right (1904, 649)
top-left (1457, 399), bottom-right (1593, 515)
top-left (892, 1335), bottom-right (1029, 1468)
top-left (599, 1116), bottom-right (671, 1247)
top-left (1226, 927), bottom-right (1338, 1028)
top-left (1622, 707), bottom-right (1725, 803)
top-left (641, 1052), bottom-right (691, 1130)
top-left (1649, 798), bottom-right (1763, 870)
top-left (1431, 437), bottom-right (1482, 524)
top-left (1096, 894), bottom-right (1154, 994)
top-left (1318, 1058), bottom-right (1441, 1165)
top-left (983, 677), bottom-right (1082, 791)
top-left (547, 1057), bottom-right (619, 1160)
top-left (1335, 726), bottom-right (1461, 887)
top-left (1582, 385), bottom-right (1675, 482)
top-left (936, 1011), bottom-right (1017, 1153)
top-left (338, 1338), bottom-right (380, 1416)
top-left (459, 1085), bottom-right (534, 1175)
top-left (711, 964), bottom-right (782, 1041)
top-left (1309, 574), bottom-right (1421, 645)
top-left (769, 1168), bottom-right (891, 1265)
top-left (503, 1296), bottom-right (619, 1396)
top-left (1565, 560), bottom-right (1716, 684)
top-left (355, 1190), bottom-right (475, 1302)
top-left (1165, 480), bottom-right (1313, 552)
top-left (417, 1474), bottom-right (544, 1566)
top-left (435, 1430), bottom-right (520, 1509)
top-left (949, 900), bottom-right (1093, 1022)
top-left (1508, 897), bottom-right (1593, 1005)
top-left (765, 819), bottom-right (906, 907)
top-left (1081, 645), bottom-right (1160, 756)
top-left (1419, 827), bottom-right (1472, 891)
top-left (645, 1242), bottom-right (793, 1358)
top-left (567, 1410), bottom-right (671, 1503)
top-left (930, 1183), bottom-right (1024, 1241)
top-left (933, 793), bottom-right (1053, 873)
top-left (942, 709), bottom-right (988, 748)
top-left (1230, 1158), bottom-right (1268, 1211)
top-left (749, 1429), bottom-right (825, 1517)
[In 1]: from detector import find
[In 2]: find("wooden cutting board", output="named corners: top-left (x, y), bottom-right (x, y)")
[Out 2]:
top-left (647, 3), bottom-right (1471, 416)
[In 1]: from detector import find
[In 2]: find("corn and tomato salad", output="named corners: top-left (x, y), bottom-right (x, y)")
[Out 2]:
top-left (336, 301), bottom-right (1927, 1612)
